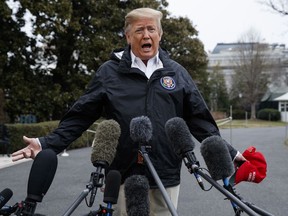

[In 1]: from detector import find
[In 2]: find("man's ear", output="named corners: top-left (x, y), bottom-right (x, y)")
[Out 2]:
top-left (159, 32), bottom-right (163, 41)
top-left (125, 33), bottom-right (131, 45)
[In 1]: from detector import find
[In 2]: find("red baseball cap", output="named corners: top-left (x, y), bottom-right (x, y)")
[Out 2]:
top-left (230, 146), bottom-right (267, 185)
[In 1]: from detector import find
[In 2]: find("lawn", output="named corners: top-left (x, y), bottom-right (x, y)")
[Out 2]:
top-left (217, 119), bottom-right (287, 129)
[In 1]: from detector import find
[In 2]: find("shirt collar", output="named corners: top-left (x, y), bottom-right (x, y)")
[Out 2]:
top-left (130, 51), bottom-right (161, 67)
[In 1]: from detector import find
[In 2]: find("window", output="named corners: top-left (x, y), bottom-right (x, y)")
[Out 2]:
top-left (280, 101), bottom-right (288, 112)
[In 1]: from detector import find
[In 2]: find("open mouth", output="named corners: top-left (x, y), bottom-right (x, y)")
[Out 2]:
top-left (142, 43), bottom-right (152, 49)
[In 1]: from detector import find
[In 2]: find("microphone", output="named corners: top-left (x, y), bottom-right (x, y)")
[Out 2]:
top-left (91, 119), bottom-right (121, 167)
top-left (124, 175), bottom-right (150, 216)
top-left (12, 149), bottom-right (58, 215)
top-left (89, 119), bottom-right (121, 207)
top-left (200, 136), bottom-right (260, 216)
top-left (165, 117), bottom-right (204, 190)
top-left (84, 170), bottom-right (121, 216)
top-left (130, 116), bottom-right (152, 165)
top-left (26, 149), bottom-right (58, 203)
top-left (62, 120), bottom-right (121, 216)
top-left (200, 136), bottom-right (239, 211)
top-left (0, 188), bottom-right (13, 209)
top-left (103, 170), bottom-right (121, 216)
top-left (130, 116), bottom-right (152, 146)
top-left (129, 116), bottom-right (178, 216)
top-left (200, 135), bottom-right (235, 181)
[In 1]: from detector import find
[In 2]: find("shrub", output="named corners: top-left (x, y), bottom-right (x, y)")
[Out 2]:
top-left (257, 109), bottom-right (281, 121)
top-left (4, 121), bottom-right (98, 154)
top-left (232, 109), bottom-right (250, 120)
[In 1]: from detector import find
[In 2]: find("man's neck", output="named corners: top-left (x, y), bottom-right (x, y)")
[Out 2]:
top-left (142, 59), bottom-right (148, 66)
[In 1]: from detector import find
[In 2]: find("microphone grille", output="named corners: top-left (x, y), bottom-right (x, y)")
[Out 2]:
top-left (27, 149), bottom-right (57, 202)
top-left (91, 119), bottom-right (121, 165)
top-left (124, 175), bottom-right (150, 216)
top-left (130, 116), bottom-right (152, 144)
top-left (0, 188), bottom-right (13, 209)
top-left (200, 135), bottom-right (235, 180)
top-left (165, 117), bottom-right (195, 156)
top-left (103, 170), bottom-right (121, 204)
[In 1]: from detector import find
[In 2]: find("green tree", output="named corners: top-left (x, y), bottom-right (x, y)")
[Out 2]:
top-left (18, 0), bottom-right (168, 119)
top-left (0, 1), bottom-right (40, 122)
top-left (161, 16), bottom-right (209, 99)
top-left (1, 0), bottom-right (209, 122)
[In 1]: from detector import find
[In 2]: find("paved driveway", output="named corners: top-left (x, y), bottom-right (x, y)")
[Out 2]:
top-left (0, 127), bottom-right (287, 215)
top-left (178, 126), bottom-right (288, 216)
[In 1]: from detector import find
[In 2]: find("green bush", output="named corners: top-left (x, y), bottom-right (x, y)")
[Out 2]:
top-left (4, 121), bottom-right (97, 154)
top-left (257, 109), bottom-right (281, 121)
top-left (232, 109), bottom-right (250, 120)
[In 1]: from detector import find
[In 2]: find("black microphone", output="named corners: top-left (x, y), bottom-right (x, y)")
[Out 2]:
top-left (200, 136), bottom-right (239, 212)
top-left (89, 119), bottom-right (121, 207)
top-left (124, 175), bottom-right (150, 216)
top-left (165, 117), bottom-right (204, 190)
top-left (26, 149), bottom-right (58, 203)
top-left (130, 116), bottom-right (152, 146)
top-left (13, 149), bottom-right (58, 215)
top-left (103, 170), bottom-right (121, 216)
top-left (200, 135), bottom-right (235, 181)
top-left (130, 116), bottom-right (152, 165)
top-left (84, 170), bottom-right (121, 216)
top-left (0, 188), bottom-right (13, 209)
top-left (130, 116), bottom-right (179, 216)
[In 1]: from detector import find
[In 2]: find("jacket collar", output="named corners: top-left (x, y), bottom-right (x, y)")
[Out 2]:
top-left (111, 45), bottom-right (175, 76)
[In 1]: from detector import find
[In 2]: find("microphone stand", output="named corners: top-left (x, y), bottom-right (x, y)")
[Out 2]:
top-left (183, 152), bottom-right (258, 216)
top-left (139, 146), bottom-right (179, 216)
top-left (224, 183), bottom-right (275, 216)
top-left (62, 163), bottom-right (105, 216)
top-left (242, 201), bottom-right (274, 216)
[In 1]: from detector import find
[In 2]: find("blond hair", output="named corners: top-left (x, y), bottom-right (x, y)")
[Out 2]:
top-left (124, 8), bottom-right (163, 36)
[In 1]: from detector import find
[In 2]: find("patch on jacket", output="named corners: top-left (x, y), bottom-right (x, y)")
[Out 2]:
top-left (160, 76), bottom-right (176, 90)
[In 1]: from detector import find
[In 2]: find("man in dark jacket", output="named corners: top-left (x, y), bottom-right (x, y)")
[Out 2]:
top-left (12, 7), bottom-right (246, 216)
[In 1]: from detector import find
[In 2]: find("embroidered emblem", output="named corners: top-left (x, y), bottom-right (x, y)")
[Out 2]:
top-left (160, 76), bottom-right (176, 90)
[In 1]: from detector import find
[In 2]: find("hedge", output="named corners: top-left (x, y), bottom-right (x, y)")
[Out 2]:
top-left (232, 109), bottom-right (250, 120)
top-left (1, 121), bottom-right (98, 154)
top-left (257, 109), bottom-right (281, 121)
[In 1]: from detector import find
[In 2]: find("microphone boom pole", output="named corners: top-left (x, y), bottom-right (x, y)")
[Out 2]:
top-left (224, 183), bottom-right (275, 216)
top-left (62, 188), bottom-right (90, 216)
top-left (243, 201), bottom-right (274, 216)
top-left (139, 146), bottom-right (179, 216)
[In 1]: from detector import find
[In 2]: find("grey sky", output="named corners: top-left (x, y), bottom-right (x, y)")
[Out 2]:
top-left (167, 0), bottom-right (288, 52)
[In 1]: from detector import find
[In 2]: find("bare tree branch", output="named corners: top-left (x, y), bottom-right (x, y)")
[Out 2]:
top-left (260, 0), bottom-right (288, 15)
top-left (231, 29), bottom-right (273, 119)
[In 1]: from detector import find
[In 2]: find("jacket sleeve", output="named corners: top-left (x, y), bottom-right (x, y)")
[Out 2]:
top-left (182, 72), bottom-right (238, 160)
top-left (39, 69), bottom-right (106, 154)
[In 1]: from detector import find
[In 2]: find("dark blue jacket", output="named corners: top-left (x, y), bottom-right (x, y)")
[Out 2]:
top-left (40, 46), bottom-right (237, 187)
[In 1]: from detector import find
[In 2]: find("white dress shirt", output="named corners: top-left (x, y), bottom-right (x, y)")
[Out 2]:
top-left (130, 51), bottom-right (163, 79)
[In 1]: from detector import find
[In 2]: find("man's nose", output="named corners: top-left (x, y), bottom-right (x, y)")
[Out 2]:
top-left (143, 29), bottom-right (150, 38)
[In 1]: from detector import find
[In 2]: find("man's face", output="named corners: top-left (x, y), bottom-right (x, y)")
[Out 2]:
top-left (125, 18), bottom-right (162, 62)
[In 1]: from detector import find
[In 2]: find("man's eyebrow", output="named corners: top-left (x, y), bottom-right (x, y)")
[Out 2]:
top-left (135, 25), bottom-right (156, 29)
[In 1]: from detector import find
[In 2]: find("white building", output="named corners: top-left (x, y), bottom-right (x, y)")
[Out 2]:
top-left (207, 43), bottom-right (288, 91)
top-left (207, 42), bottom-right (288, 121)
top-left (274, 92), bottom-right (288, 122)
